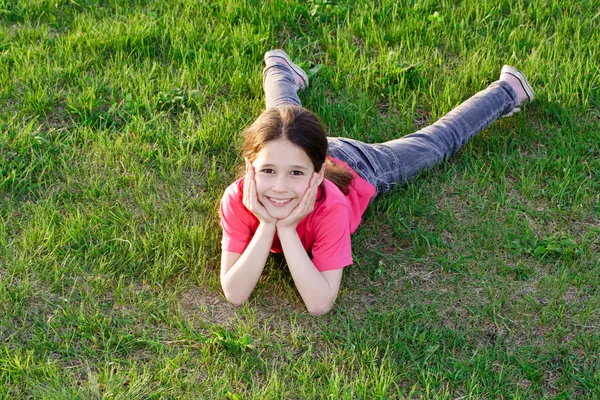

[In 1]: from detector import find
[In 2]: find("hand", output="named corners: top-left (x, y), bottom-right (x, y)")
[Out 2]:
top-left (276, 172), bottom-right (319, 232)
top-left (243, 166), bottom-right (277, 225)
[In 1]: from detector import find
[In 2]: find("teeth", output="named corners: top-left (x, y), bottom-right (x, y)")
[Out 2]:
top-left (269, 197), bottom-right (291, 204)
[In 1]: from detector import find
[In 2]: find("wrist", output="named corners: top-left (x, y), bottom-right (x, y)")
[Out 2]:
top-left (276, 224), bottom-right (298, 236)
top-left (258, 220), bottom-right (277, 232)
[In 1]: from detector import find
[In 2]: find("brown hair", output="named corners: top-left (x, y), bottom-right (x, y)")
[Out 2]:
top-left (242, 105), bottom-right (353, 195)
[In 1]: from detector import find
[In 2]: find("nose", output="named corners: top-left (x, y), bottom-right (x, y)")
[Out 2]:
top-left (271, 175), bottom-right (289, 193)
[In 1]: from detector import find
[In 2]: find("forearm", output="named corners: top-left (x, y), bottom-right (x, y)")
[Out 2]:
top-left (221, 223), bottom-right (276, 305)
top-left (278, 228), bottom-right (338, 315)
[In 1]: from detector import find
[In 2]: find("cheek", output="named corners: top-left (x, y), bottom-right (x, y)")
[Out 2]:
top-left (254, 178), bottom-right (269, 194)
top-left (254, 178), bottom-right (284, 198)
top-left (293, 180), bottom-right (311, 194)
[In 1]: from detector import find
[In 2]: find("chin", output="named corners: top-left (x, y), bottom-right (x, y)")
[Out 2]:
top-left (266, 207), bottom-right (294, 220)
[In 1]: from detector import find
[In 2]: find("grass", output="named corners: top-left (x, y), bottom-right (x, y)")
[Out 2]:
top-left (1, 0), bottom-right (599, 398)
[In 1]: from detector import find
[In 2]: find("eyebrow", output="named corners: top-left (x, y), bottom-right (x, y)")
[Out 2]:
top-left (261, 164), bottom-right (309, 170)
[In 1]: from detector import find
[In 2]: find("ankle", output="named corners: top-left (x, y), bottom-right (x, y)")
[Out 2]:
top-left (264, 50), bottom-right (309, 90)
top-left (499, 65), bottom-right (534, 105)
top-left (500, 75), bottom-right (527, 104)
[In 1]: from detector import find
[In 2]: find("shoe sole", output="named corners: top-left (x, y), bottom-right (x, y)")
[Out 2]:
top-left (264, 49), bottom-right (309, 88)
top-left (501, 65), bottom-right (534, 103)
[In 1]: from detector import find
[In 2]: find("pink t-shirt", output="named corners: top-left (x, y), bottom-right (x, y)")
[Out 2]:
top-left (220, 157), bottom-right (376, 271)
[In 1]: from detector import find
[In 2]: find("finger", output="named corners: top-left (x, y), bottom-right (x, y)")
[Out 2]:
top-left (298, 176), bottom-right (317, 212)
top-left (301, 177), bottom-right (314, 202)
top-left (303, 177), bottom-right (315, 205)
top-left (243, 172), bottom-right (249, 205)
top-left (243, 168), bottom-right (252, 205)
top-left (249, 169), bottom-right (257, 203)
top-left (307, 173), bottom-right (317, 194)
top-left (245, 165), bottom-right (253, 186)
top-left (303, 173), bottom-right (315, 196)
top-left (309, 172), bottom-right (318, 197)
top-left (245, 169), bottom-right (254, 203)
top-left (308, 176), bottom-right (318, 208)
top-left (249, 170), bottom-right (265, 210)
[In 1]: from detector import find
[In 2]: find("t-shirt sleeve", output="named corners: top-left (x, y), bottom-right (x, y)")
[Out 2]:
top-left (219, 183), bottom-right (255, 254)
top-left (310, 204), bottom-right (353, 272)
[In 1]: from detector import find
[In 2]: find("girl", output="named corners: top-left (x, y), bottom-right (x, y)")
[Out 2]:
top-left (220, 49), bottom-right (534, 315)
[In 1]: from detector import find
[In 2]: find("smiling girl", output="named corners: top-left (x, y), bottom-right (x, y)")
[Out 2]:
top-left (219, 50), bottom-right (534, 315)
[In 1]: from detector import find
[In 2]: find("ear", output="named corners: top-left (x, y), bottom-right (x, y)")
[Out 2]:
top-left (317, 163), bottom-right (326, 185)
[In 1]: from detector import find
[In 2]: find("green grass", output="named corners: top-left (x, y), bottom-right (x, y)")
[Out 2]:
top-left (1, 0), bottom-right (599, 398)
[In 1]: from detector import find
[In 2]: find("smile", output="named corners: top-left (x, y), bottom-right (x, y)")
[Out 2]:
top-left (266, 197), bottom-right (293, 206)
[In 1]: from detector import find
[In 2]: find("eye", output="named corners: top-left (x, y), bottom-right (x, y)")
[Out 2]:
top-left (261, 168), bottom-right (274, 174)
top-left (291, 170), bottom-right (304, 176)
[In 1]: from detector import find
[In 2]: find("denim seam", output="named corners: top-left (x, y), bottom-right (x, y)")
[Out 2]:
top-left (495, 81), bottom-right (518, 115)
top-left (365, 151), bottom-right (382, 180)
top-left (370, 146), bottom-right (400, 189)
top-left (465, 88), bottom-right (508, 140)
top-left (331, 143), bottom-right (369, 183)
top-left (375, 145), bottom-right (399, 181)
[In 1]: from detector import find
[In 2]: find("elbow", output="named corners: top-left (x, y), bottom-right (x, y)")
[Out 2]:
top-left (224, 294), bottom-right (247, 307)
top-left (226, 298), bottom-right (245, 307)
top-left (220, 275), bottom-right (251, 306)
top-left (306, 301), bottom-right (335, 316)
top-left (221, 287), bottom-right (249, 307)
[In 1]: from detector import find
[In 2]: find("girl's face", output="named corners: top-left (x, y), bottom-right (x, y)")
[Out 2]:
top-left (250, 139), bottom-right (323, 220)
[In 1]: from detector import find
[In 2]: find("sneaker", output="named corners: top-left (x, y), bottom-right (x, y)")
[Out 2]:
top-left (500, 65), bottom-right (535, 105)
top-left (264, 49), bottom-right (309, 90)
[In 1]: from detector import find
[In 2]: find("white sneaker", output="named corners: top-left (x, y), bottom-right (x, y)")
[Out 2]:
top-left (500, 65), bottom-right (535, 105)
top-left (264, 49), bottom-right (309, 90)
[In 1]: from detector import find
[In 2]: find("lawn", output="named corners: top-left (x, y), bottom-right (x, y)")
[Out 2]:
top-left (1, 0), bottom-right (599, 398)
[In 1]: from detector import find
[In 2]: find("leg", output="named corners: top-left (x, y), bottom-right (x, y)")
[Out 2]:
top-left (262, 50), bottom-right (308, 109)
top-left (328, 80), bottom-right (522, 194)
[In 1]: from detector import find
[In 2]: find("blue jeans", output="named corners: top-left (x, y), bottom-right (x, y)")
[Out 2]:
top-left (263, 64), bottom-right (518, 195)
